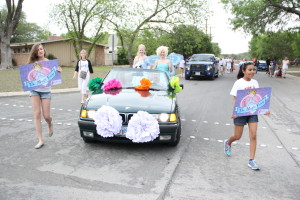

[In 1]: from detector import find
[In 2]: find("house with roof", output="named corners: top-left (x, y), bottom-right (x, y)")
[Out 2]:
top-left (10, 38), bottom-right (117, 67)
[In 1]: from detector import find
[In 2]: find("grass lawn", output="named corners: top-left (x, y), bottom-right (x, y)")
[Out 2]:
top-left (0, 66), bottom-right (115, 92)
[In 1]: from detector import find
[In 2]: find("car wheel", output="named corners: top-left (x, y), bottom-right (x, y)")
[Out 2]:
top-left (210, 71), bottom-right (215, 80)
top-left (167, 124), bottom-right (181, 146)
top-left (185, 75), bottom-right (190, 80)
top-left (82, 137), bottom-right (94, 143)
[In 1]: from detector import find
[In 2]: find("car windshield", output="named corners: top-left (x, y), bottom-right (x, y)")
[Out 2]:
top-left (102, 69), bottom-right (170, 90)
top-left (190, 54), bottom-right (213, 62)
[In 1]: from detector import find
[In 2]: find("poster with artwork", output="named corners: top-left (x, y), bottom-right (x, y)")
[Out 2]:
top-left (19, 59), bottom-right (62, 91)
top-left (233, 87), bottom-right (272, 117)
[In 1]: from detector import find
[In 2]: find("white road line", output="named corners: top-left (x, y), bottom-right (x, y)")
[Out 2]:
top-left (190, 136), bottom-right (195, 139)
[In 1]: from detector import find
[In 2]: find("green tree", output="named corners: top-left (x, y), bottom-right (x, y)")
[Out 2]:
top-left (52, 0), bottom-right (116, 59)
top-left (249, 31), bottom-right (296, 60)
top-left (10, 13), bottom-right (48, 43)
top-left (0, 0), bottom-right (24, 69)
top-left (108, 0), bottom-right (208, 66)
top-left (168, 25), bottom-right (213, 58)
top-left (221, 0), bottom-right (300, 34)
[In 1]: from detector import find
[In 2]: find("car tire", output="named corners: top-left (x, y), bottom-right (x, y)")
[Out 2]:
top-left (210, 71), bottom-right (215, 80)
top-left (185, 75), bottom-right (190, 80)
top-left (167, 124), bottom-right (181, 146)
top-left (82, 137), bottom-right (94, 143)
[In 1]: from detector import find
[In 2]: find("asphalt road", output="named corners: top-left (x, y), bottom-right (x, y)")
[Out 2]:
top-left (0, 71), bottom-right (299, 200)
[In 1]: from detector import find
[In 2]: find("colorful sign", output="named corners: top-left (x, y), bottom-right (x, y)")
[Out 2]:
top-left (233, 87), bottom-right (272, 117)
top-left (19, 59), bottom-right (62, 91)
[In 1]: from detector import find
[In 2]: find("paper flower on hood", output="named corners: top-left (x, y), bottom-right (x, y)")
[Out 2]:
top-left (94, 105), bottom-right (122, 138)
top-left (104, 79), bottom-right (122, 91)
top-left (88, 77), bottom-right (102, 92)
top-left (104, 88), bottom-right (122, 95)
top-left (169, 76), bottom-right (182, 93)
top-left (126, 111), bottom-right (160, 143)
top-left (134, 78), bottom-right (152, 90)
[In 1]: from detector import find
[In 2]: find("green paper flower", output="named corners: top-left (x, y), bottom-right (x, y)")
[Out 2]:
top-left (169, 76), bottom-right (182, 93)
top-left (88, 77), bottom-right (103, 92)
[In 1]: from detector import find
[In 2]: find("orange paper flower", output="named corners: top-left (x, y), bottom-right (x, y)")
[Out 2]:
top-left (134, 78), bottom-right (152, 90)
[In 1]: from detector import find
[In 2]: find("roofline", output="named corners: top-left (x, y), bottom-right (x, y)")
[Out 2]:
top-left (10, 38), bottom-right (107, 47)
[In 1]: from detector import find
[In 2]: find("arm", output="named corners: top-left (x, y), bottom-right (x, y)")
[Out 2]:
top-left (88, 60), bottom-right (93, 74)
top-left (231, 96), bottom-right (237, 118)
top-left (152, 60), bottom-right (158, 69)
top-left (73, 60), bottom-right (79, 79)
top-left (168, 60), bottom-right (172, 72)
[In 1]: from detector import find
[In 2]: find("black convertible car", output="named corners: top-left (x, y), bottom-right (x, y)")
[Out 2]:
top-left (78, 68), bottom-right (182, 146)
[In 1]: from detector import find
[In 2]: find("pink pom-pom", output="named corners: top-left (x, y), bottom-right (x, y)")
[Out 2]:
top-left (103, 79), bottom-right (122, 91)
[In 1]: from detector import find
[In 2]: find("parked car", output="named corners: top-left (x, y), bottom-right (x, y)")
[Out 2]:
top-left (257, 60), bottom-right (267, 71)
top-left (185, 54), bottom-right (219, 80)
top-left (78, 68), bottom-right (182, 146)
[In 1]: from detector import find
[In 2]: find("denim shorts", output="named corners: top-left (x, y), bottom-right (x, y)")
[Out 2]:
top-left (234, 115), bottom-right (258, 125)
top-left (29, 90), bottom-right (52, 99)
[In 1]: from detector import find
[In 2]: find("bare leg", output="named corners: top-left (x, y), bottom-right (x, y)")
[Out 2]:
top-left (248, 122), bottom-right (258, 159)
top-left (227, 125), bottom-right (244, 145)
top-left (31, 96), bottom-right (43, 145)
top-left (41, 98), bottom-right (52, 135)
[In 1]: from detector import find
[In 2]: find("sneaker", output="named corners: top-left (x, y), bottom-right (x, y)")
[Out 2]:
top-left (248, 159), bottom-right (260, 170)
top-left (224, 139), bottom-right (231, 156)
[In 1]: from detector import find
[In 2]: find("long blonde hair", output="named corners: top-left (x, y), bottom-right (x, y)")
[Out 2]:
top-left (27, 43), bottom-right (46, 64)
top-left (136, 44), bottom-right (147, 56)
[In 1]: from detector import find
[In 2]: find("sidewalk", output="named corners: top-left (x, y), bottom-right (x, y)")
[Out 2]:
top-left (0, 88), bottom-right (79, 97)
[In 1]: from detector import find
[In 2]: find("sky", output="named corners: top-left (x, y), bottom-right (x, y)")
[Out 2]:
top-left (3, 0), bottom-right (251, 54)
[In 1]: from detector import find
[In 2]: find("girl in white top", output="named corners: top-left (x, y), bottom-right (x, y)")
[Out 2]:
top-left (27, 43), bottom-right (62, 149)
top-left (73, 49), bottom-right (94, 104)
top-left (224, 62), bottom-right (270, 170)
top-left (133, 44), bottom-right (149, 69)
top-left (281, 57), bottom-right (290, 78)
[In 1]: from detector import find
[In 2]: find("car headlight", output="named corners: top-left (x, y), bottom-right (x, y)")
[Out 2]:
top-left (152, 113), bottom-right (177, 122)
top-left (81, 110), bottom-right (96, 119)
top-left (207, 65), bottom-right (212, 70)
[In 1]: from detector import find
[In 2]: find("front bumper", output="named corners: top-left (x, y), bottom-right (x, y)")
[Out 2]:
top-left (185, 70), bottom-right (214, 77)
top-left (78, 119), bottom-right (180, 144)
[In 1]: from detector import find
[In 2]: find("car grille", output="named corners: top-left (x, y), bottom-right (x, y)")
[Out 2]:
top-left (190, 64), bottom-right (207, 70)
top-left (119, 113), bottom-right (134, 124)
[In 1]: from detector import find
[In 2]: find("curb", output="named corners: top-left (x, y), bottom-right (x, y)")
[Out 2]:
top-left (0, 88), bottom-right (79, 97)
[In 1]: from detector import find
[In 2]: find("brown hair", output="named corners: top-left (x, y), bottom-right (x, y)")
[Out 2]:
top-left (27, 43), bottom-right (46, 64)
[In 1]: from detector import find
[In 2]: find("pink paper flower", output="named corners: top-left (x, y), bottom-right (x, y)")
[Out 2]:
top-left (103, 79), bottom-right (122, 91)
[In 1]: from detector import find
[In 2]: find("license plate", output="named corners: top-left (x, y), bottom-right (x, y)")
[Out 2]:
top-left (195, 72), bottom-right (200, 75)
top-left (115, 126), bottom-right (127, 137)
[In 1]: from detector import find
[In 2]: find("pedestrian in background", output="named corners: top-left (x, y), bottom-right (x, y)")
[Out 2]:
top-left (179, 59), bottom-right (185, 77)
top-left (73, 49), bottom-right (93, 104)
top-left (266, 57), bottom-right (271, 74)
top-left (224, 62), bottom-right (270, 170)
top-left (281, 57), bottom-right (290, 79)
top-left (27, 43), bottom-right (62, 149)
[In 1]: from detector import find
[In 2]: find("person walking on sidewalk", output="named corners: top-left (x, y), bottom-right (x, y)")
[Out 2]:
top-left (27, 43), bottom-right (62, 149)
top-left (73, 49), bottom-right (94, 104)
top-left (223, 62), bottom-right (269, 170)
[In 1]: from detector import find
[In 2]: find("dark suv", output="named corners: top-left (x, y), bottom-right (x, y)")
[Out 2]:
top-left (185, 54), bottom-right (219, 80)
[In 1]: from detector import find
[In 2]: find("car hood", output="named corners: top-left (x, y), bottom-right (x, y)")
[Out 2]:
top-left (85, 89), bottom-right (176, 113)
top-left (187, 61), bottom-right (214, 65)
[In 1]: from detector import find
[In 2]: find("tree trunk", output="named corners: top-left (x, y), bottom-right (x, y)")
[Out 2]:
top-left (0, 36), bottom-right (12, 70)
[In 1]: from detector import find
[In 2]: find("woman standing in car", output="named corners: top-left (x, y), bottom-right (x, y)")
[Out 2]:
top-left (152, 46), bottom-right (172, 76)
